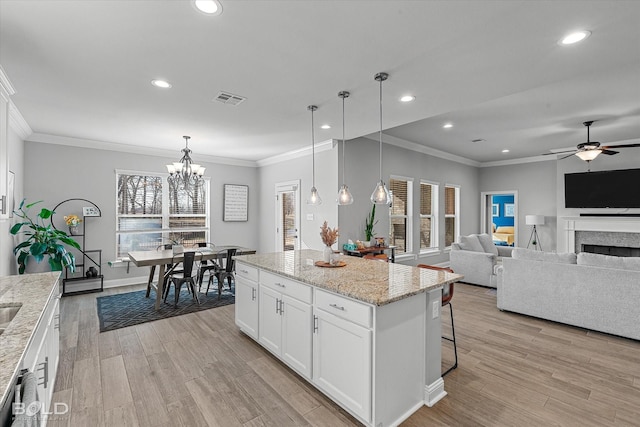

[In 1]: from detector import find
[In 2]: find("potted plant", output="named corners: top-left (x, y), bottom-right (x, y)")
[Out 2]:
top-left (10, 199), bottom-right (81, 274)
top-left (64, 214), bottom-right (83, 235)
top-left (364, 204), bottom-right (377, 246)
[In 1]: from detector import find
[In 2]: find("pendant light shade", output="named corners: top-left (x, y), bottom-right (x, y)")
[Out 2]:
top-left (337, 91), bottom-right (354, 206)
top-left (371, 72), bottom-right (391, 205)
top-left (307, 105), bottom-right (322, 205)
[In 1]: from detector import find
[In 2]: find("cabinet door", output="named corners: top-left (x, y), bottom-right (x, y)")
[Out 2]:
top-left (45, 295), bottom-right (61, 406)
top-left (258, 286), bottom-right (282, 355)
top-left (281, 295), bottom-right (312, 379)
top-left (235, 277), bottom-right (258, 340)
top-left (313, 309), bottom-right (372, 423)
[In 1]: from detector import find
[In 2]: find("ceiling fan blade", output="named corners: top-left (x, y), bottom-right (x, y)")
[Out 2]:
top-left (601, 149), bottom-right (619, 155)
top-left (541, 150), bottom-right (577, 156)
top-left (559, 153), bottom-right (576, 160)
top-left (602, 143), bottom-right (640, 149)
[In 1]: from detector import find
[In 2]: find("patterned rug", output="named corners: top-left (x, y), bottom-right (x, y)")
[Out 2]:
top-left (97, 285), bottom-right (234, 332)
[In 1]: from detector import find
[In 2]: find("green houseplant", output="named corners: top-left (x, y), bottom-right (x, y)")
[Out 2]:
top-left (364, 203), bottom-right (377, 242)
top-left (10, 199), bottom-right (81, 274)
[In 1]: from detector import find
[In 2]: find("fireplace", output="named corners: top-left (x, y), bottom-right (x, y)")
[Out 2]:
top-left (582, 244), bottom-right (640, 257)
top-left (563, 217), bottom-right (640, 254)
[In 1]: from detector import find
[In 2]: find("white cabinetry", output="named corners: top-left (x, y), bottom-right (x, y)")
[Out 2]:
top-left (235, 263), bottom-right (259, 340)
top-left (22, 279), bottom-right (60, 426)
top-left (258, 271), bottom-right (312, 379)
top-left (313, 296), bottom-right (372, 422)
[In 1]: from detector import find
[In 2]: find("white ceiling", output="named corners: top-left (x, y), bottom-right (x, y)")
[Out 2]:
top-left (1, 0), bottom-right (639, 164)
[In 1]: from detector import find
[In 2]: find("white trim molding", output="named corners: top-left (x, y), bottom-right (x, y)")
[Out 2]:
top-left (424, 377), bottom-right (447, 407)
top-left (257, 139), bottom-right (336, 167)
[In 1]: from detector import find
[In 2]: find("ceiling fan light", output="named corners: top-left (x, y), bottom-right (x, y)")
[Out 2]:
top-left (575, 150), bottom-right (601, 161)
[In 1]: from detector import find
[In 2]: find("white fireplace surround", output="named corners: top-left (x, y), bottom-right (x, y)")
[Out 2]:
top-left (563, 216), bottom-right (640, 254)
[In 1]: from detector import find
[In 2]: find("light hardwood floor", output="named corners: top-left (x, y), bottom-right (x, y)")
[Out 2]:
top-left (47, 283), bottom-right (640, 427)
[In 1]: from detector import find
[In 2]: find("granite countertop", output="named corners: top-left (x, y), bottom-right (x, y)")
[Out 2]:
top-left (0, 272), bottom-right (60, 408)
top-left (235, 249), bottom-right (462, 306)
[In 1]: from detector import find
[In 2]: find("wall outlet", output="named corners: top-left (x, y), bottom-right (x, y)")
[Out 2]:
top-left (432, 301), bottom-right (439, 319)
top-left (307, 213), bottom-right (314, 220)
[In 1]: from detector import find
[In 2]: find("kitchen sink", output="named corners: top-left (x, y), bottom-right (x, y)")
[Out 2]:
top-left (0, 303), bottom-right (22, 335)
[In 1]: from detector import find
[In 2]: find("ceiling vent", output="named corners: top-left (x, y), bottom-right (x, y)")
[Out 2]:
top-left (214, 91), bottom-right (246, 106)
top-left (471, 138), bottom-right (485, 143)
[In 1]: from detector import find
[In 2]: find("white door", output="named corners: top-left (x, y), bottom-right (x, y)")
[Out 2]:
top-left (258, 286), bottom-right (282, 355)
top-left (313, 309), bottom-right (372, 423)
top-left (275, 180), bottom-right (301, 252)
top-left (281, 295), bottom-right (313, 379)
top-left (235, 277), bottom-right (258, 340)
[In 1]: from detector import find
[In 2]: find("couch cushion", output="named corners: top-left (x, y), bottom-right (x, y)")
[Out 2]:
top-left (459, 234), bottom-right (485, 253)
top-left (512, 248), bottom-right (577, 264)
top-left (577, 252), bottom-right (640, 271)
top-left (477, 233), bottom-right (499, 256)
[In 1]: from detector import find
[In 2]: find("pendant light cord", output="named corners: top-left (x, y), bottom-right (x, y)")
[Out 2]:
top-left (342, 93), bottom-right (346, 184)
top-left (378, 76), bottom-right (383, 181)
top-left (310, 106), bottom-right (316, 186)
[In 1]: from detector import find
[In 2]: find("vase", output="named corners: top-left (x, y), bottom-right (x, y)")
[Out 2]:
top-left (323, 245), bottom-right (332, 263)
top-left (69, 225), bottom-right (79, 235)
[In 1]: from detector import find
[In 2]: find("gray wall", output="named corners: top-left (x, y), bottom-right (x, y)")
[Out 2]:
top-left (479, 160), bottom-right (557, 251)
top-left (339, 137), bottom-right (481, 266)
top-left (258, 143), bottom-right (339, 254)
top-left (23, 141), bottom-right (259, 284)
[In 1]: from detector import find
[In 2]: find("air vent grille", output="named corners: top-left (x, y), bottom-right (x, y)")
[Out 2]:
top-left (214, 91), bottom-right (246, 106)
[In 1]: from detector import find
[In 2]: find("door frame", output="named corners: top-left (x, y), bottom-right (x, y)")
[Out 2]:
top-left (275, 180), bottom-right (301, 251)
top-left (480, 190), bottom-right (518, 247)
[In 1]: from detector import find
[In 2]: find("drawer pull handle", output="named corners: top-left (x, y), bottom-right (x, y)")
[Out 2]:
top-left (37, 357), bottom-right (49, 389)
top-left (329, 303), bottom-right (345, 311)
top-left (313, 315), bottom-right (318, 333)
top-left (274, 282), bottom-right (286, 288)
top-left (241, 269), bottom-right (249, 274)
top-left (54, 314), bottom-right (60, 330)
top-left (251, 287), bottom-right (256, 301)
top-left (279, 300), bottom-right (284, 314)
top-left (276, 298), bottom-right (280, 314)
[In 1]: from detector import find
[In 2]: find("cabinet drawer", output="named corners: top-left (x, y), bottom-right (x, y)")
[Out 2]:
top-left (236, 263), bottom-right (258, 282)
top-left (261, 271), bottom-right (312, 304)
top-left (315, 289), bottom-right (372, 329)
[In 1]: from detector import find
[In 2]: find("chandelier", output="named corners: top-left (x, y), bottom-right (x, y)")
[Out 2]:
top-left (166, 136), bottom-right (206, 187)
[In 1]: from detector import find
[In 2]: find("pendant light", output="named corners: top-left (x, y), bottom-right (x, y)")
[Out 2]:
top-left (307, 105), bottom-right (322, 205)
top-left (371, 72), bottom-right (391, 205)
top-left (337, 91), bottom-right (354, 205)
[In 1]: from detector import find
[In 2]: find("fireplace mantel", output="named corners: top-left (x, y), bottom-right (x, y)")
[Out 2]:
top-left (562, 216), bottom-right (640, 254)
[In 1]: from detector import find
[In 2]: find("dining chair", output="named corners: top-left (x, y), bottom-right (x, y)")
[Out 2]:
top-left (164, 251), bottom-right (201, 307)
top-left (363, 253), bottom-right (389, 262)
top-left (206, 248), bottom-right (237, 299)
top-left (145, 244), bottom-right (182, 298)
top-left (416, 264), bottom-right (458, 376)
top-left (196, 242), bottom-right (218, 287)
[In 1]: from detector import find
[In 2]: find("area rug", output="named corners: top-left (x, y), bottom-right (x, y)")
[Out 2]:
top-left (97, 285), bottom-right (234, 332)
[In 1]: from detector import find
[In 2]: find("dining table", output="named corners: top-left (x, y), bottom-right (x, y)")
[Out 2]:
top-left (128, 245), bottom-right (256, 310)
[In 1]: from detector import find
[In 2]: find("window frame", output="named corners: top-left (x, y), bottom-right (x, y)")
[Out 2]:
top-left (115, 169), bottom-right (210, 257)
top-left (419, 179), bottom-right (439, 255)
top-left (388, 175), bottom-right (413, 256)
top-left (444, 183), bottom-right (460, 250)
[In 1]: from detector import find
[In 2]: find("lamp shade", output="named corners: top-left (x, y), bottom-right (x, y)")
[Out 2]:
top-left (525, 215), bottom-right (545, 226)
top-left (575, 150), bottom-right (601, 161)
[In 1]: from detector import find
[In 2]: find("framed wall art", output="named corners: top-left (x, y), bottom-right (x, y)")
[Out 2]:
top-left (223, 184), bottom-right (249, 221)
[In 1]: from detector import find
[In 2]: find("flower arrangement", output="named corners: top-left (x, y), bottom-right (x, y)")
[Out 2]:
top-left (64, 214), bottom-right (83, 226)
top-left (320, 221), bottom-right (339, 246)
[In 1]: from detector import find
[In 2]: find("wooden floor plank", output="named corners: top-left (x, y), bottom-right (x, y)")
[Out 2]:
top-left (100, 355), bottom-right (133, 411)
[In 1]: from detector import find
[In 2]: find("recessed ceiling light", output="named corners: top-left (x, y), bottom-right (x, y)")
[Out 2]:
top-left (559, 30), bottom-right (591, 45)
top-left (471, 138), bottom-right (485, 143)
top-left (194, 0), bottom-right (223, 15)
top-left (151, 79), bottom-right (172, 89)
top-left (400, 95), bottom-right (415, 102)
top-left (443, 123), bottom-right (453, 129)
top-left (321, 124), bottom-right (331, 129)
top-left (502, 149), bottom-right (510, 153)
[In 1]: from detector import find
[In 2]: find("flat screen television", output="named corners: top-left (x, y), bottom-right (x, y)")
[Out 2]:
top-left (564, 168), bottom-right (640, 208)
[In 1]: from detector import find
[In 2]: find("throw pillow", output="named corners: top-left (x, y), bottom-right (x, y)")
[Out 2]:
top-left (578, 252), bottom-right (640, 271)
top-left (460, 235), bottom-right (485, 253)
top-left (543, 252), bottom-right (577, 264)
top-left (512, 248), bottom-right (545, 261)
top-left (477, 233), bottom-right (499, 256)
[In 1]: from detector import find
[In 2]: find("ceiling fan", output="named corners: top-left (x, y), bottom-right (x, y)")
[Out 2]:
top-left (545, 121), bottom-right (640, 165)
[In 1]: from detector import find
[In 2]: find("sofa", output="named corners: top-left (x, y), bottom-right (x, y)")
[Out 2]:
top-left (450, 233), bottom-right (514, 288)
top-left (492, 226), bottom-right (514, 246)
top-left (497, 248), bottom-right (640, 341)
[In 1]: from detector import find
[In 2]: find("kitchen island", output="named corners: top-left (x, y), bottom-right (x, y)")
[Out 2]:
top-left (234, 249), bottom-right (462, 427)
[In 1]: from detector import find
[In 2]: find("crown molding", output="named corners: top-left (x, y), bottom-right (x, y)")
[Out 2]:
top-left (257, 139), bottom-right (336, 167)
top-left (0, 65), bottom-right (16, 101)
top-left (26, 132), bottom-right (258, 167)
top-left (8, 101), bottom-right (33, 140)
top-left (479, 155), bottom-right (557, 167)
top-left (366, 133), bottom-right (481, 167)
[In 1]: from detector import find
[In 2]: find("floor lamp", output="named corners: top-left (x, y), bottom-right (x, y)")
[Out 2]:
top-left (525, 215), bottom-right (545, 251)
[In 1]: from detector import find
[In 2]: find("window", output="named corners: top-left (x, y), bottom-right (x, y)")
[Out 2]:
top-left (389, 177), bottom-right (413, 254)
top-left (420, 181), bottom-right (438, 251)
top-left (116, 171), bottom-right (209, 257)
top-left (444, 184), bottom-right (460, 248)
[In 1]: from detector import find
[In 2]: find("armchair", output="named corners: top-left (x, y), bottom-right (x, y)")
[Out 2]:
top-left (449, 233), bottom-right (513, 288)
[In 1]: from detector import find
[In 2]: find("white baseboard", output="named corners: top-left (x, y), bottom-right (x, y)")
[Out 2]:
top-left (103, 276), bottom-right (147, 289)
top-left (424, 377), bottom-right (447, 407)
